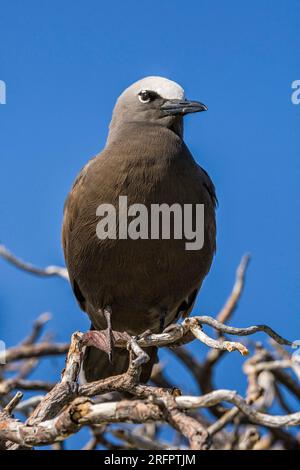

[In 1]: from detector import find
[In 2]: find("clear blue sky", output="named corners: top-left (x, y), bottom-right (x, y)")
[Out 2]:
top-left (0, 0), bottom-right (299, 448)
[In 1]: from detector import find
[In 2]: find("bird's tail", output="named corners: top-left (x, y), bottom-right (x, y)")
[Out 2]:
top-left (82, 334), bottom-right (158, 383)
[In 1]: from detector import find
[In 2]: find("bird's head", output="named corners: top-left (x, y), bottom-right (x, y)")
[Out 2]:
top-left (108, 76), bottom-right (207, 141)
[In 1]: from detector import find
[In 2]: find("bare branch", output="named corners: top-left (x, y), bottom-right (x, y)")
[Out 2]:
top-left (1, 251), bottom-right (298, 450)
top-left (174, 390), bottom-right (300, 427)
top-left (0, 245), bottom-right (69, 280)
top-left (111, 428), bottom-right (177, 450)
top-left (21, 312), bottom-right (52, 346)
top-left (192, 316), bottom-right (292, 347)
top-left (1, 342), bottom-right (69, 364)
top-left (217, 254), bottom-right (250, 324)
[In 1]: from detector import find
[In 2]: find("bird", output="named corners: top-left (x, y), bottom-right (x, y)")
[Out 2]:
top-left (62, 76), bottom-right (217, 382)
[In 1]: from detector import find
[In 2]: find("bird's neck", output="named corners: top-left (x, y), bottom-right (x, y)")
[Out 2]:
top-left (169, 117), bottom-right (184, 139)
top-left (106, 118), bottom-right (184, 147)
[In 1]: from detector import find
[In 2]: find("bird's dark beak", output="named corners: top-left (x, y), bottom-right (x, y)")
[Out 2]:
top-left (161, 99), bottom-right (208, 116)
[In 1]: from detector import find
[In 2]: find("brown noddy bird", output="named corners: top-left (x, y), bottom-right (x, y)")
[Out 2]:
top-left (62, 76), bottom-right (217, 382)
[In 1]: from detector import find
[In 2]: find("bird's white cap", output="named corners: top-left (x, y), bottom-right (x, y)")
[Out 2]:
top-left (121, 76), bottom-right (185, 100)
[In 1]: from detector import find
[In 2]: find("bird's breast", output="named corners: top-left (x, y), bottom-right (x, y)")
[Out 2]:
top-left (63, 127), bottom-right (216, 334)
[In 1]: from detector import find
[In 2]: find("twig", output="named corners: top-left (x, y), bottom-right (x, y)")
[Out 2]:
top-left (238, 427), bottom-right (260, 450)
top-left (217, 254), bottom-right (250, 324)
top-left (106, 315), bottom-right (292, 353)
top-left (15, 396), bottom-right (44, 415)
top-left (174, 390), bottom-right (300, 427)
top-left (186, 318), bottom-right (249, 356)
top-left (208, 407), bottom-right (240, 436)
top-left (111, 428), bottom-right (177, 450)
top-left (4, 392), bottom-right (23, 414)
top-left (0, 245), bottom-right (69, 280)
top-left (1, 342), bottom-right (69, 364)
top-left (21, 312), bottom-right (52, 346)
top-left (1, 251), bottom-right (298, 450)
top-left (192, 316), bottom-right (292, 347)
top-left (0, 378), bottom-right (54, 396)
top-left (27, 332), bottom-right (83, 425)
top-left (1, 389), bottom-right (300, 447)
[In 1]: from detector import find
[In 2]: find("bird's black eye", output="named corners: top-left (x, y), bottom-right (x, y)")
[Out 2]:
top-left (138, 90), bottom-right (152, 103)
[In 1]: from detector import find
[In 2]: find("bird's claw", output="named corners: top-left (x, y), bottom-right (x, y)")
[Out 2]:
top-left (136, 329), bottom-right (152, 341)
top-left (104, 306), bottom-right (114, 364)
top-left (162, 323), bottom-right (182, 334)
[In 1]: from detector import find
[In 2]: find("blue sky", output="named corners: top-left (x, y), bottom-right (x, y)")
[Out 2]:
top-left (0, 0), bottom-right (299, 448)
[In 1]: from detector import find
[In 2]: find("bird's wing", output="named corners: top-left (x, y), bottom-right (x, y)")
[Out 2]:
top-left (175, 163), bottom-right (217, 320)
top-left (176, 287), bottom-right (199, 319)
top-left (197, 164), bottom-right (218, 209)
top-left (62, 157), bottom-right (97, 310)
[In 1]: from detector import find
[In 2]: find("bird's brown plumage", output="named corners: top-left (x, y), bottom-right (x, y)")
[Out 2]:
top-left (62, 77), bottom-right (216, 381)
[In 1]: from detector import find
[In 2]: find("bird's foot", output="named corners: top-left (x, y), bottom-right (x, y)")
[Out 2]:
top-left (82, 306), bottom-right (115, 364)
top-left (81, 329), bottom-right (115, 363)
top-left (162, 322), bottom-right (195, 347)
top-left (103, 306), bottom-right (114, 363)
top-left (163, 323), bottom-right (182, 334)
top-left (136, 329), bottom-right (152, 341)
